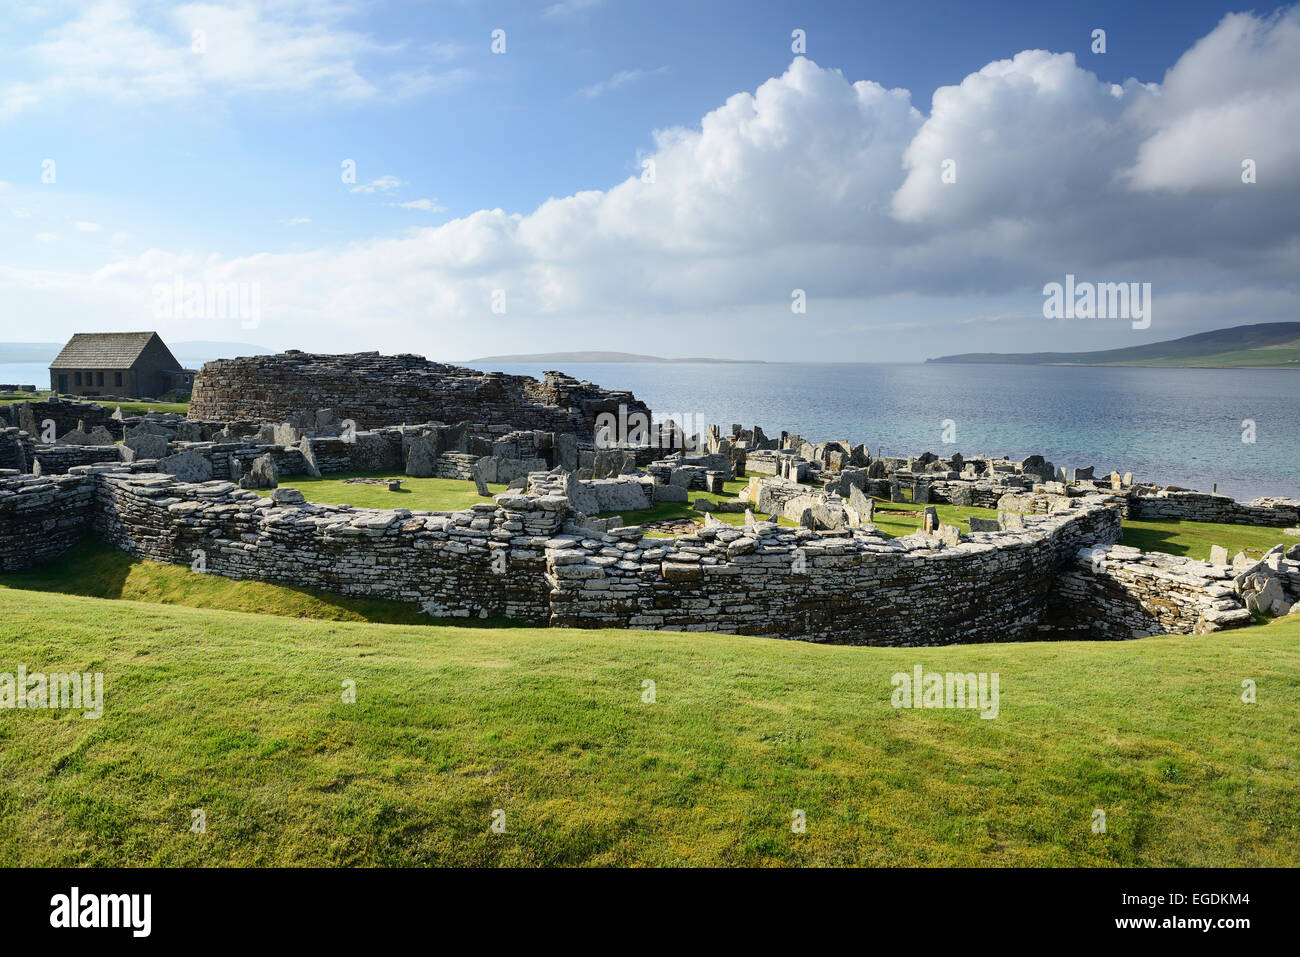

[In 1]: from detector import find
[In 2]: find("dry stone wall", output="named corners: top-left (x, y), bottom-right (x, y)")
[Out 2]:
top-left (94, 471), bottom-right (565, 621)
top-left (1128, 488), bottom-right (1300, 527)
top-left (0, 459), bottom-right (1277, 647)
top-left (0, 470), bottom-right (99, 572)
top-left (546, 494), bottom-right (1124, 645)
top-left (0, 428), bottom-right (34, 472)
top-left (1050, 545), bottom-right (1253, 638)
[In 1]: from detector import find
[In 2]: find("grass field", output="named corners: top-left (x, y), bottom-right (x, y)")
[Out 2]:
top-left (0, 391), bottom-right (190, 416)
top-left (0, 584), bottom-right (1295, 866)
top-left (598, 478), bottom-right (796, 534)
top-left (1120, 518), bottom-right (1293, 562)
top-left (286, 473), bottom-right (508, 512)
top-left (0, 538), bottom-right (437, 626)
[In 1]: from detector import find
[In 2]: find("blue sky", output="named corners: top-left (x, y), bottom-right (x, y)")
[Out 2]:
top-left (2, 0), bottom-right (1297, 361)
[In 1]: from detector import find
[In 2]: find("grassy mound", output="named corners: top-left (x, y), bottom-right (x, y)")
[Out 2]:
top-left (0, 586), bottom-right (1295, 866)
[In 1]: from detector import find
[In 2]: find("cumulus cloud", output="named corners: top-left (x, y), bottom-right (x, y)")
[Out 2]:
top-left (4, 9), bottom-right (1299, 359)
top-left (1124, 9), bottom-right (1300, 190)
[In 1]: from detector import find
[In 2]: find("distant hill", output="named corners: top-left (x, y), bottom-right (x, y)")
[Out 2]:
top-left (927, 322), bottom-right (1300, 368)
top-left (0, 342), bottom-right (62, 363)
top-left (466, 350), bottom-right (763, 365)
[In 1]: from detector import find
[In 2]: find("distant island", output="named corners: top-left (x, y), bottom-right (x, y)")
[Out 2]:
top-left (927, 322), bottom-right (1300, 368)
top-left (0, 341), bottom-right (272, 364)
top-left (466, 350), bottom-right (764, 364)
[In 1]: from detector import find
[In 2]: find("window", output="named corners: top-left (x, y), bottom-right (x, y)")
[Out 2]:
top-left (96, 371), bottom-right (104, 386)
top-left (114, 372), bottom-right (122, 387)
top-left (74, 371), bottom-right (82, 385)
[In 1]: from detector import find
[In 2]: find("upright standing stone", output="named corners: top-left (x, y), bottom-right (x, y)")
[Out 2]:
top-left (1209, 544), bottom-right (1229, 565)
top-left (405, 434), bottom-right (436, 478)
top-left (17, 402), bottom-right (38, 438)
top-left (299, 436), bottom-right (322, 478)
top-left (923, 505), bottom-right (939, 533)
top-left (240, 453), bottom-right (278, 490)
top-left (553, 433), bottom-right (579, 472)
top-left (849, 484), bottom-right (874, 522)
top-left (473, 462), bottom-right (490, 497)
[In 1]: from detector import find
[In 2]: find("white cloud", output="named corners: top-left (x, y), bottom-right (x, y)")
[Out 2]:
top-left (4, 11), bottom-right (1299, 360)
top-left (578, 66), bottom-right (666, 99)
top-left (74, 221), bottom-right (103, 231)
top-left (282, 217), bottom-right (312, 225)
top-left (35, 233), bottom-right (57, 244)
top-left (350, 175), bottom-right (405, 194)
top-left (1, 0), bottom-right (466, 118)
top-left (1124, 10), bottom-right (1300, 190)
top-left (543, 0), bottom-right (603, 19)
top-left (391, 199), bottom-right (447, 212)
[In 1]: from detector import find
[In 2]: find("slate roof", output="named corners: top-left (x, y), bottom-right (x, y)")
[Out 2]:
top-left (50, 332), bottom-right (170, 370)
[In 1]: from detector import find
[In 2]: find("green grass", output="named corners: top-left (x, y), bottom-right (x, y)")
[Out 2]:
top-left (868, 498), bottom-right (1000, 538)
top-left (287, 472), bottom-right (508, 512)
top-left (1121, 518), bottom-right (1293, 562)
top-left (1127, 343), bottom-right (1300, 368)
top-left (112, 399), bottom-right (191, 415)
top-left (0, 538), bottom-right (445, 626)
top-left (602, 479), bottom-right (796, 535)
top-left (0, 391), bottom-right (190, 415)
top-left (0, 584), bottom-right (1295, 866)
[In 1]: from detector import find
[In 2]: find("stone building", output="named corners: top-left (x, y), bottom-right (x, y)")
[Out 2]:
top-left (49, 332), bottom-right (195, 398)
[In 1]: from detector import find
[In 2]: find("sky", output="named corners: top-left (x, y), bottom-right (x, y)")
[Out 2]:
top-left (1, 0), bottom-right (1297, 362)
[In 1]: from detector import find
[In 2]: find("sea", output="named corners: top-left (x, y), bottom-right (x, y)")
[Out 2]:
top-left (4, 359), bottom-right (1295, 501)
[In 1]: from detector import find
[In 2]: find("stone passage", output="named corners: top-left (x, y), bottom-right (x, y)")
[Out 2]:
top-left (189, 351), bottom-right (650, 433)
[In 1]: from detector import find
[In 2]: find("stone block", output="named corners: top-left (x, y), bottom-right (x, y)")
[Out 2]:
top-left (652, 483), bottom-right (688, 503)
top-left (156, 450), bottom-right (214, 483)
top-left (125, 431), bottom-right (168, 460)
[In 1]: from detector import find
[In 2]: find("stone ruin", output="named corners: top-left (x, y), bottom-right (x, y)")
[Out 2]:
top-left (188, 350), bottom-right (650, 434)
top-left (4, 359), bottom-right (1300, 645)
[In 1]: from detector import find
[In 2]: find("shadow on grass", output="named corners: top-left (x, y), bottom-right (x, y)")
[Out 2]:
top-left (1120, 525), bottom-right (1193, 557)
top-left (0, 537), bottom-right (529, 629)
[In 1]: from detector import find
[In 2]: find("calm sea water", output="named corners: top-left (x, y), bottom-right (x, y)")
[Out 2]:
top-left (4, 359), bottom-right (1295, 500)
top-left (476, 362), bottom-right (1300, 501)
